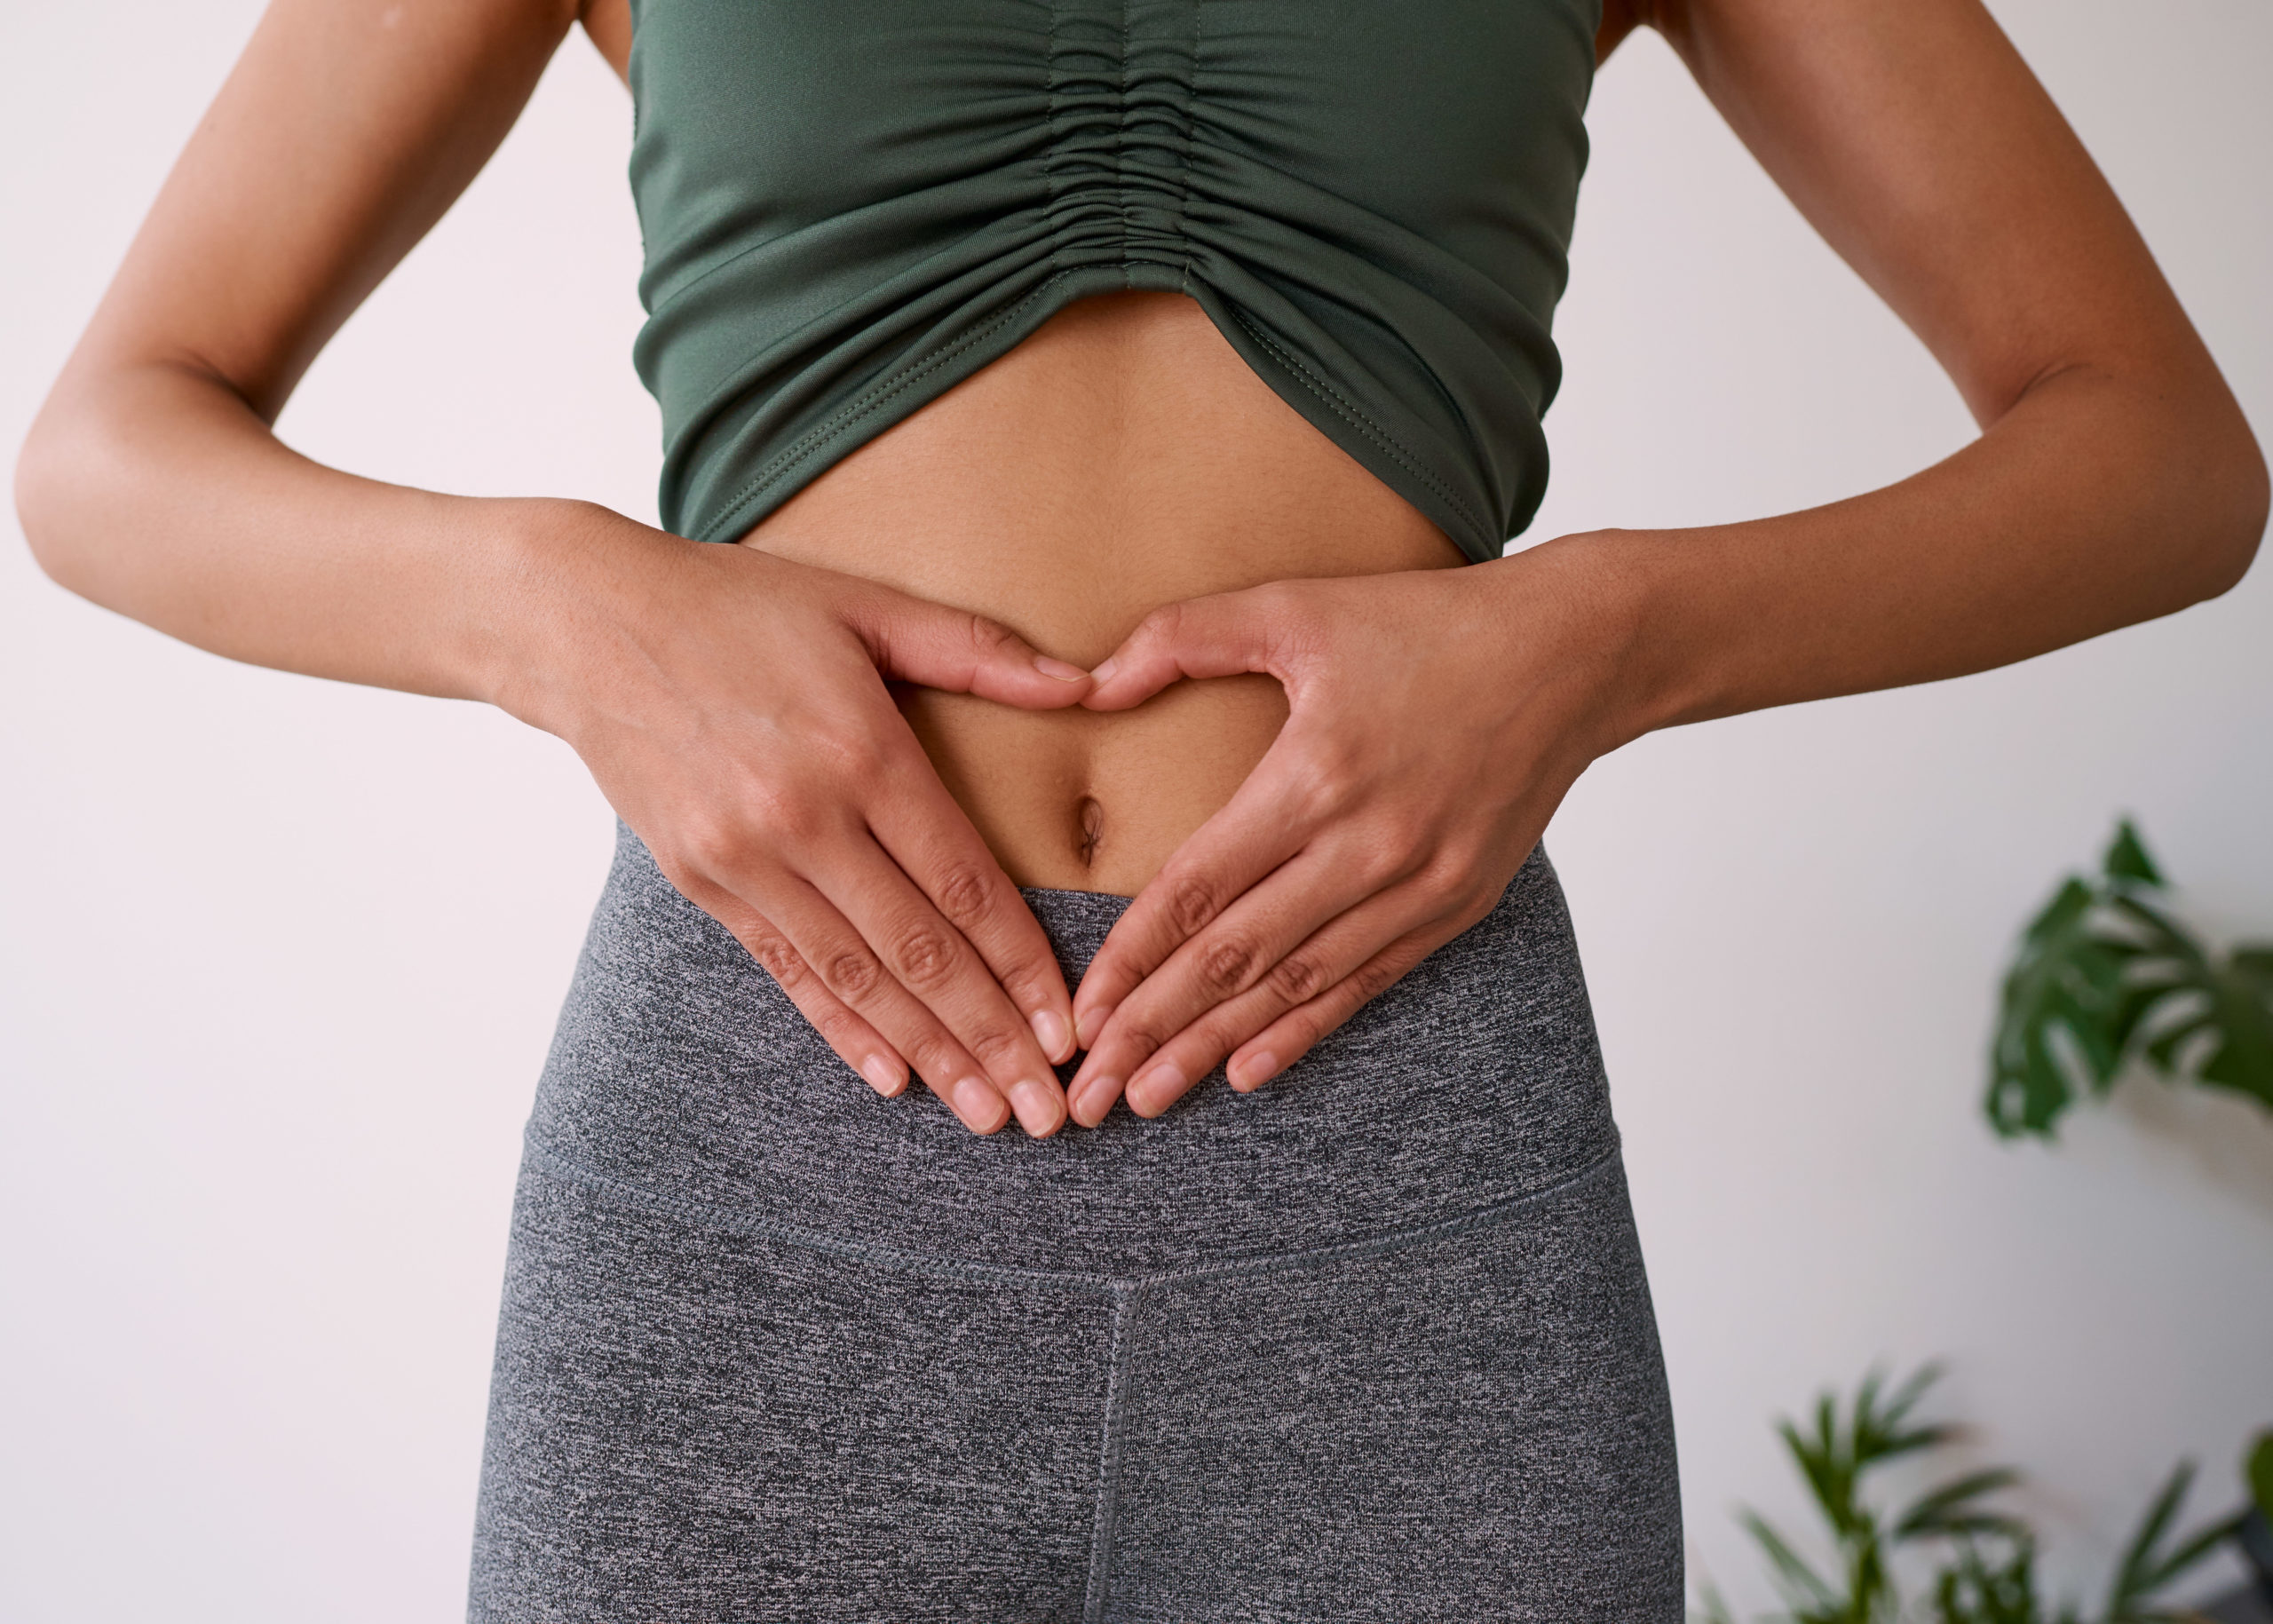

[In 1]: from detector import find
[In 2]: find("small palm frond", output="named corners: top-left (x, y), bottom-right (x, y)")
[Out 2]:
top-left (2102, 1460), bottom-right (2247, 1623)
top-left (1897, 1469), bottom-right (2029, 1542)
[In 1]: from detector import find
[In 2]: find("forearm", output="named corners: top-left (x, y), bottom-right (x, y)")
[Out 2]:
top-left (16, 357), bottom-right (616, 713)
top-left (1564, 354), bottom-right (2267, 744)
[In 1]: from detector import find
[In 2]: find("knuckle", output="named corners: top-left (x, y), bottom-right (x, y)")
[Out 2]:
top-left (1450, 880), bottom-right (1500, 931)
top-left (890, 923), bottom-right (962, 991)
top-left (964, 611), bottom-right (1017, 659)
top-left (965, 1023), bottom-right (1027, 1072)
top-left (995, 961), bottom-right (1053, 1010)
top-left (931, 861), bottom-right (997, 930)
top-left (905, 1026), bottom-right (959, 1076)
top-left (1114, 1016), bottom-right (1170, 1065)
top-left (672, 812), bottom-right (748, 875)
top-left (1133, 600), bottom-right (1182, 649)
top-left (1382, 809), bottom-right (1438, 857)
top-left (812, 725), bottom-right (888, 785)
top-left (1416, 842), bottom-right (1477, 891)
top-left (1165, 871), bottom-right (1220, 938)
top-left (1283, 750), bottom-right (1356, 823)
top-left (806, 1002), bottom-right (863, 1051)
top-left (1266, 951), bottom-right (1332, 1006)
top-left (1248, 580), bottom-right (1304, 626)
top-left (1351, 956), bottom-right (1403, 1002)
top-left (745, 928), bottom-right (804, 986)
top-left (746, 786), bottom-right (828, 847)
top-left (1368, 830), bottom-right (1430, 884)
top-left (1194, 934), bottom-right (1262, 998)
top-left (1275, 1011), bottom-right (1326, 1058)
top-left (820, 944), bottom-right (884, 1002)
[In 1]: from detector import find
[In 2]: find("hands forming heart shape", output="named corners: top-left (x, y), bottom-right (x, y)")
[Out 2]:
top-left (537, 509), bottom-right (1635, 1140)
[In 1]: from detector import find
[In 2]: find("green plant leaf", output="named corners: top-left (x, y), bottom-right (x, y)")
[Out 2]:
top-left (2135, 1512), bottom-right (2247, 1600)
top-left (1988, 878), bottom-right (2146, 1137)
top-left (1932, 1537), bottom-right (2047, 1624)
top-left (1897, 1469), bottom-right (2026, 1541)
top-left (1987, 823), bottom-right (2273, 1137)
top-left (2249, 1430), bottom-right (2273, 1523)
top-left (2106, 1459), bottom-right (2192, 1613)
top-left (2103, 1460), bottom-right (2247, 1622)
top-left (1736, 1367), bottom-right (2028, 1624)
top-left (2197, 954), bottom-right (2273, 1112)
top-left (1742, 1509), bottom-right (1843, 1613)
top-left (1783, 1409), bottom-right (1853, 1535)
top-left (2104, 900), bottom-right (2273, 1113)
top-left (2103, 820), bottom-right (2166, 887)
top-left (1866, 1364), bottom-right (1960, 1469)
top-left (2231, 946), bottom-right (2273, 980)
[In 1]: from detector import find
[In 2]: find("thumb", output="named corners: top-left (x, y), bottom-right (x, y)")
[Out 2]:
top-left (1081, 585), bottom-right (1300, 712)
top-left (844, 585), bottom-right (1094, 708)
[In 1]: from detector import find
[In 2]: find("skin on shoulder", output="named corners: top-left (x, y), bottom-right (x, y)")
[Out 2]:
top-left (579, 0), bottom-right (630, 78)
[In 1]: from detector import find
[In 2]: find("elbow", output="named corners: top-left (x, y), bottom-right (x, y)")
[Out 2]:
top-left (14, 408), bottom-right (102, 601)
top-left (2183, 408), bottom-right (2269, 605)
top-left (13, 392), bottom-right (150, 611)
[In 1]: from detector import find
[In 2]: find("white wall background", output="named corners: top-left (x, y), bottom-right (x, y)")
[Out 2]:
top-left (3, 3), bottom-right (2267, 1618)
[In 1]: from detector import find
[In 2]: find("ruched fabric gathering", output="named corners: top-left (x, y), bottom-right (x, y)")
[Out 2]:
top-left (623, 0), bottom-right (1600, 565)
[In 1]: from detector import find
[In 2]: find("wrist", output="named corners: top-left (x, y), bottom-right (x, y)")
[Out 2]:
top-left (1471, 530), bottom-right (1662, 761)
top-left (1507, 527), bottom-right (1739, 752)
top-left (469, 497), bottom-right (682, 738)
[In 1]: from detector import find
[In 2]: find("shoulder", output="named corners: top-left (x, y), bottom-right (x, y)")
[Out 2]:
top-left (580, 0), bottom-right (630, 82)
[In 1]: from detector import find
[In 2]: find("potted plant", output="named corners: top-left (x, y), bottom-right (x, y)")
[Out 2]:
top-left (1696, 1365), bottom-right (2248, 1624)
top-left (1988, 820), bottom-right (2273, 1139)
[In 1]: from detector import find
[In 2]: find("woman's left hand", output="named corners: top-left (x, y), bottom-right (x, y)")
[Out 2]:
top-left (1062, 536), bottom-right (1649, 1128)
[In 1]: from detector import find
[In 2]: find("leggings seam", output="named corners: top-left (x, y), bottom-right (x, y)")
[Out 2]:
top-left (1084, 1282), bottom-right (1144, 1622)
top-left (518, 1129), bottom-right (1623, 1290)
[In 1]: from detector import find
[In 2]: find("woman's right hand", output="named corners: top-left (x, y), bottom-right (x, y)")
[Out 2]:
top-left (499, 502), bottom-right (1091, 1138)
top-left (10, 0), bottom-right (1097, 1139)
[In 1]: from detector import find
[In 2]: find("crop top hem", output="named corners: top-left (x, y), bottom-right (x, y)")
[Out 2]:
top-left (690, 263), bottom-right (1501, 566)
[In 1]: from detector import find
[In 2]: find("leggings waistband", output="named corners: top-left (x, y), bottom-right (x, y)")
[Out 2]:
top-left (526, 823), bottom-right (1622, 1276)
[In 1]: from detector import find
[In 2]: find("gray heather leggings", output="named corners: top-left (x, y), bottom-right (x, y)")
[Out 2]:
top-left (470, 825), bottom-right (1681, 1622)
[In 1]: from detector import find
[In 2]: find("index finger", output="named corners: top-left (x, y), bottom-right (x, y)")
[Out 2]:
top-left (867, 742), bottom-right (1080, 1066)
top-left (1067, 732), bottom-right (1323, 1049)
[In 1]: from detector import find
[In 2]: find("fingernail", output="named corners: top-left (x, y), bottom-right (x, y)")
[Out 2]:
top-left (1090, 657), bottom-right (1119, 684)
top-left (1034, 654), bottom-right (1089, 682)
top-left (1073, 1077), bottom-right (1118, 1128)
top-left (1073, 1003), bottom-right (1113, 1050)
top-left (860, 1054), bottom-right (905, 1097)
top-left (1009, 1079), bottom-right (1065, 1137)
top-left (1031, 1009), bottom-right (1071, 1062)
top-left (1129, 1060), bottom-right (1185, 1116)
top-left (953, 1076), bottom-right (1008, 1133)
top-left (1230, 1050), bottom-right (1279, 1092)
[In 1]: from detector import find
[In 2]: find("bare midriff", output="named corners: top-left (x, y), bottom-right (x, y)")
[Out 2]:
top-left (736, 289), bottom-right (1466, 896)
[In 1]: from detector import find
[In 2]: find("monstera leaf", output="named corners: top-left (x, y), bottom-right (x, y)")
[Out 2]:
top-left (1986, 821), bottom-right (2273, 1139)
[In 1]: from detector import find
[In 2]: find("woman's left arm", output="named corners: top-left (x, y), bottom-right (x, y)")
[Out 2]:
top-left (1058, 0), bottom-right (2268, 1128)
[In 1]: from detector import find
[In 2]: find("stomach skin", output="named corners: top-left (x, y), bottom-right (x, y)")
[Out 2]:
top-left (738, 289), bottom-right (1467, 897)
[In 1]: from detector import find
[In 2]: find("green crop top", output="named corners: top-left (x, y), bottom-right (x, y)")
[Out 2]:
top-left (624, 0), bottom-right (1598, 565)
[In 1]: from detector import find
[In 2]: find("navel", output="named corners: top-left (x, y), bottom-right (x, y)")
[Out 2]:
top-left (1073, 795), bottom-right (1105, 868)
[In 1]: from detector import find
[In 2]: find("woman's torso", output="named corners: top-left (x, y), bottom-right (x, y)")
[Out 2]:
top-left (582, 0), bottom-right (1593, 889)
top-left (531, 3), bottom-right (1622, 1249)
top-left (742, 288), bottom-right (1463, 893)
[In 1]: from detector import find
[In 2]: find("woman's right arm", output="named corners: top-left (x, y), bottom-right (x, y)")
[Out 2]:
top-left (13, 0), bottom-right (1084, 1138)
